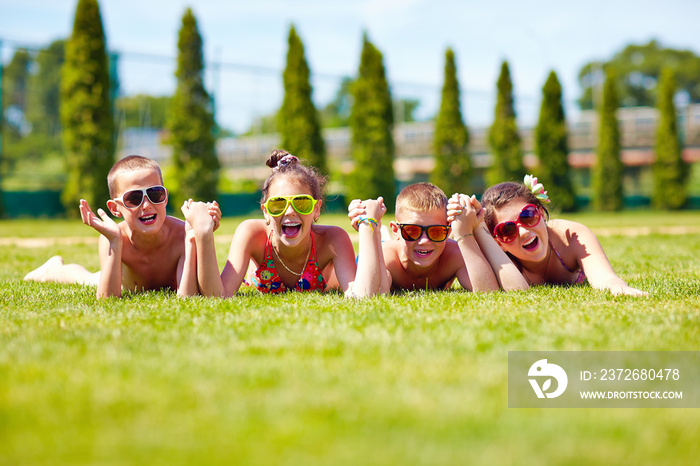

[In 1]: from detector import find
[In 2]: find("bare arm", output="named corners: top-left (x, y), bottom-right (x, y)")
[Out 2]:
top-left (176, 222), bottom-right (200, 297)
top-left (473, 224), bottom-right (529, 291)
top-left (220, 220), bottom-right (262, 297)
top-left (564, 221), bottom-right (647, 296)
top-left (80, 200), bottom-right (123, 299)
top-left (182, 201), bottom-right (225, 297)
top-left (346, 197), bottom-right (388, 298)
top-left (447, 194), bottom-right (499, 292)
top-left (324, 226), bottom-right (358, 294)
top-left (448, 194), bottom-right (528, 291)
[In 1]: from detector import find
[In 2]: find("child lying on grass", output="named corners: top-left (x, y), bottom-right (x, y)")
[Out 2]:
top-left (25, 155), bottom-right (220, 298)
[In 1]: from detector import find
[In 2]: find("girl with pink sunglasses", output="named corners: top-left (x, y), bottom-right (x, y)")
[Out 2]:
top-left (449, 176), bottom-right (647, 296)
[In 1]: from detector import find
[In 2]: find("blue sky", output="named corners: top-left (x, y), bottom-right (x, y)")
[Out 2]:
top-left (2, 0), bottom-right (699, 132)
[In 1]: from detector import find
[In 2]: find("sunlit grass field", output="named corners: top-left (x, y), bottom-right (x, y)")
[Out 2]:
top-left (1, 211), bottom-right (700, 465)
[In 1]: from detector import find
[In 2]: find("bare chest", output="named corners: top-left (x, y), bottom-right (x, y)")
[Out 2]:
top-left (388, 262), bottom-right (455, 291)
top-left (120, 245), bottom-right (182, 292)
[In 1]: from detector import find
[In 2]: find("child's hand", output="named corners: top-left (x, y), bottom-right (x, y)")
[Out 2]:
top-left (181, 200), bottom-right (216, 235)
top-left (208, 201), bottom-right (221, 232)
top-left (348, 198), bottom-right (386, 231)
top-left (447, 193), bottom-right (480, 238)
top-left (348, 198), bottom-right (366, 231)
top-left (608, 281), bottom-right (649, 297)
top-left (362, 197), bottom-right (386, 222)
top-left (79, 199), bottom-right (122, 244)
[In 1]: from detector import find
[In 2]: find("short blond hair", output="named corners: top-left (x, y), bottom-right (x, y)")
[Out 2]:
top-left (395, 182), bottom-right (448, 216)
top-left (107, 155), bottom-right (163, 198)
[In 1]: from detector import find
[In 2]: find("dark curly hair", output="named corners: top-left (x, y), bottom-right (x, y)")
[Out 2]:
top-left (482, 182), bottom-right (550, 236)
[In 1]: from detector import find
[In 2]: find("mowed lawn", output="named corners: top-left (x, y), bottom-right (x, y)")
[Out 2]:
top-left (1, 211), bottom-right (699, 465)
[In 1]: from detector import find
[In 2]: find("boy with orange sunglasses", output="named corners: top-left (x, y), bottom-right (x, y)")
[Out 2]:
top-left (24, 155), bottom-right (220, 298)
top-left (349, 182), bottom-right (500, 292)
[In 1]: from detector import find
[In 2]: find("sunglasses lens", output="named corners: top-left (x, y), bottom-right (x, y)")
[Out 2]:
top-left (400, 225), bottom-right (423, 241)
top-left (292, 196), bottom-right (315, 215)
top-left (519, 205), bottom-right (540, 226)
top-left (146, 186), bottom-right (167, 204)
top-left (496, 222), bottom-right (518, 242)
top-left (122, 190), bottom-right (144, 208)
top-left (427, 226), bottom-right (449, 242)
top-left (266, 197), bottom-right (288, 216)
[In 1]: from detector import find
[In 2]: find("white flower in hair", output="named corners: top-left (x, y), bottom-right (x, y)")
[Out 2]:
top-left (524, 174), bottom-right (551, 203)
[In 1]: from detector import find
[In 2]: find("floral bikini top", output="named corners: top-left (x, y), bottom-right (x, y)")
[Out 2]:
top-left (550, 241), bottom-right (587, 285)
top-left (251, 232), bottom-right (327, 294)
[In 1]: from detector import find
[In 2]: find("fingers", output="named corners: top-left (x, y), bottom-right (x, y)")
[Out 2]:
top-left (447, 193), bottom-right (465, 220)
top-left (207, 201), bottom-right (222, 231)
top-left (348, 205), bottom-right (366, 220)
top-left (348, 199), bottom-right (362, 212)
top-left (79, 200), bottom-right (92, 225)
top-left (470, 194), bottom-right (482, 210)
top-left (96, 208), bottom-right (111, 222)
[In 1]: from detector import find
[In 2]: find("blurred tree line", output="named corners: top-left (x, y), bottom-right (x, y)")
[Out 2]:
top-left (578, 40), bottom-right (700, 109)
top-left (2, 9), bottom-right (698, 215)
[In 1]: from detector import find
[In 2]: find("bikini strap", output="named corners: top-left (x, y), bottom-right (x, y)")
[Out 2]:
top-left (549, 240), bottom-right (577, 274)
top-left (264, 231), bottom-right (274, 260)
top-left (309, 231), bottom-right (318, 262)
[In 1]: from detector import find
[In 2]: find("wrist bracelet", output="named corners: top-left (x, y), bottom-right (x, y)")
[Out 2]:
top-left (357, 216), bottom-right (379, 232)
top-left (456, 233), bottom-right (474, 243)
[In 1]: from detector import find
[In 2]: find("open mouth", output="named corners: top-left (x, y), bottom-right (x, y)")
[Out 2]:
top-left (414, 249), bottom-right (434, 258)
top-left (523, 236), bottom-right (539, 251)
top-left (281, 222), bottom-right (302, 238)
top-left (139, 214), bottom-right (157, 225)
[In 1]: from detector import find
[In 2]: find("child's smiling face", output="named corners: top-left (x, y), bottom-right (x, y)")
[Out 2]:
top-left (491, 199), bottom-right (549, 264)
top-left (391, 207), bottom-right (449, 269)
top-left (108, 168), bottom-right (168, 234)
top-left (262, 177), bottom-right (321, 249)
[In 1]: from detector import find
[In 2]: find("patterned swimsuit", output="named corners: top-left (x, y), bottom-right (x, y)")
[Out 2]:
top-left (251, 232), bottom-right (327, 293)
top-left (550, 240), bottom-right (587, 285)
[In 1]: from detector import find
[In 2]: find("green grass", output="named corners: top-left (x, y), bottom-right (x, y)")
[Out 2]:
top-left (1, 212), bottom-right (700, 465)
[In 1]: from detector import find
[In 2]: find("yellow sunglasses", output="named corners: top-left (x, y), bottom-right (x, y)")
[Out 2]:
top-left (264, 195), bottom-right (318, 217)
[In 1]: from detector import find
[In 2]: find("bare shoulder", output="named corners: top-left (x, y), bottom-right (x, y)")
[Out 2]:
top-left (163, 215), bottom-right (186, 240)
top-left (548, 218), bottom-right (597, 246)
top-left (235, 218), bottom-right (267, 235)
top-left (438, 239), bottom-right (467, 272)
top-left (232, 219), bottom-right (268, 250)
top-left (380, 238), bottom-right (401, 262)
top-left (311, 224), bottom-right (351, 245)
top-left (164, 215), bottom-right (186, 229)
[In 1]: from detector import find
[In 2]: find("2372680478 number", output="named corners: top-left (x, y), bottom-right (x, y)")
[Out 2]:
top-left (600, 368), bottom-right (680, 381)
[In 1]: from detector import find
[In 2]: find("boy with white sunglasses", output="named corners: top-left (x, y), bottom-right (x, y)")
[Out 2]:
top-left (24, 155), bottom-right (220, 298)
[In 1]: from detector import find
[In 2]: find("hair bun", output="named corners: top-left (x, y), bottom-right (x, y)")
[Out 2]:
top-left (266, 149), bottom-right (291, 169)
top-left (266, 150), bottom-right (300, 172)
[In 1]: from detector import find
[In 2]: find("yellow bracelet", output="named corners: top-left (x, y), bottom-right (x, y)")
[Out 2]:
top-left (358, 216), bottom-right (378, 232)
top-left (456, 233), bottom-right (474, 243)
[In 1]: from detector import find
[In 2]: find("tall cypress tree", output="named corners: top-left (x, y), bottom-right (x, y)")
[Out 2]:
top-left (652, 68), bottom-right (688, 209)
top-left (487, 61), bottom-right (524, 186)
top-left (278, 25), bottom-right (327, 174)
top-left (430, 48), bottom-right (471, 195)
top-left (167, 8), bottom-right (219, 207)
top-left (348, 33), bottom-right (395, 211)
top-left (3, 50), bottom-right (31, 117)
top-left (535, 71), bottom-right (576, 211)
top-left (592, 69), bottom-right (624, 211)
top-left (28, 40), bottom-right (65, 139)
top-left (60, 0), bottom-right (114, 214)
